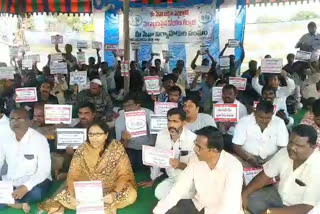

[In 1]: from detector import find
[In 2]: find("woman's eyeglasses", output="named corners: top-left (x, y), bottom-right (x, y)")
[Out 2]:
top-left (88, 133), bottom-right (105, 137)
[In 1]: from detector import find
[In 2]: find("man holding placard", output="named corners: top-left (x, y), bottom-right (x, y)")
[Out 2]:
top-left (0, 108), bottom-right (51, 212)
top-left (232, 101), bottom-right (288, 167)
top-left (153, 126), bottom-right (243, 214)
top-left (219, 41), bottom-right (245, 76)
top-left (55, 43), bottom-right (78, 72)
top-left (116, 93), bottom-right (155, 172)
top-left (139, 108), bottom-right (196, 200)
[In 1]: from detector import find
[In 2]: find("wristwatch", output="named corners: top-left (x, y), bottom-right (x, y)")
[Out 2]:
top-left (266, 209), bottom-right (272, 214)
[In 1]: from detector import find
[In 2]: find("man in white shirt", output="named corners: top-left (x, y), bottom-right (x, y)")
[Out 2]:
top-left (242, 124), bottom-right (320, 214)
top-left (233, 100), bottom-right (289, 167)
top-left (153, 126), bottom-right (244, 214)
top-left (215, 84), bottom-right (248, 152)
top-left (138, 108), bottom-right (196, 200)
top-left (183, 95), bottom-right (216, 132)
top-left (0, 108), bottom-right (51, 212)
top-left (0, 98), bottom-right (12, 176)
top-left (295, 22), bottom-right (320, 52)
top-left (252, 70), bottom-right (295, 118)
top-left (261, 85), bottom-right (294, 128)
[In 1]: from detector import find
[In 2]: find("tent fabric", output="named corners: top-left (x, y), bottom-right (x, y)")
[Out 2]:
top-left (0, 0), bottom-right (92, 15)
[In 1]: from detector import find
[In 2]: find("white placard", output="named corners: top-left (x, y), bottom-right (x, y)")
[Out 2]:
top-left (125, 110), bottom-right (147, 138)
top-left (25, 54), bottom-right (40, 63)
top-left (15, 87), bottom-right (38, 103)
top-left (150, 115), bottom-right (168, 134)
top-left (295, 51), bottom-right (312, 62)
top-left (154, 102), bottom-right (178, 116)
top-left (78, 82), bottom-right (90, 92)
top-left (22, 59), bottom-right (33, 69)
top-left (121, 61), bottom-right (129, 77)
top-left (57, 128), bottom-right (87, 149)
top-left (213, 104), bottom-right (239, 122)
top-left (70, 71), bottom-right (87, 85)
top-left (104, 44), bottom-right (118, 51)
top-left (243, 168), bottom-right (262, 186)
top-left (200, 44), bottom-right (209, 55)
top-left (228, 39), bottom-right (240, 48)
top-left (92, 41), bottom-right (102, 49)
top-left (142, 145), bottom-right (175, 168)
top-left (51, 35), bottom-right (63, 44)
top-left (77, 41), bottom-right (88, 49)
top-left (195, 65), bottom-right (210, 73)
top-left (219, 56), bottom-right (230, 68)
top-left (0, 67), bottom-right (15, 80)
top-left (261, 58), bottom-right (283, 73)
top-left (76, 205), bottom-right (104, 214)
top-left (77, 52), bottom-right (86, 64)
top-left (144, 76), bottom-right (160, 95)
top-left (187, 72), bottom-right (201, 84)
top-left (45, 104), bottom-right (72, 124)
top-left (229, 77), bottom-right (247, 91)
top-left (75, 181), bottom-right (103, 203)
top-left (19, 45), bottom-right (30, 52)
top-left (162, 50), bottom-right (173, 59)
top-left (50, 62), bottom-right (68, 74)
top-left (0, 182), bottom-right (14, 204)
top-left (212, 87), bottom-right (223, 102)
top-left (51, 53), bottom-right (64, 62)
top-left (131, 42), bottom-right (140, 50)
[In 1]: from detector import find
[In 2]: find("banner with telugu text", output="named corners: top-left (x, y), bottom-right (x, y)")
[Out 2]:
top-left (129, 5), bottom-right (215, 44)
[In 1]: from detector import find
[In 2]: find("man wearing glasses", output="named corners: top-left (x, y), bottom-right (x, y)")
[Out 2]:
top-left (138, 108), bottom-right (196, 200)
top-left (153, 126), bottom-right (243, 214)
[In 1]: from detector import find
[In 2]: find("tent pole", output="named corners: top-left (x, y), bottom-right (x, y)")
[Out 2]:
top-left (123, 0), bottom-right (130, 95)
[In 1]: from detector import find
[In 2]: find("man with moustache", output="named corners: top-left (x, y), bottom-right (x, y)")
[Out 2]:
top-left (242, 124), bottom-right (320, 214)
top-left (138, 108), bottom-right (196, 200)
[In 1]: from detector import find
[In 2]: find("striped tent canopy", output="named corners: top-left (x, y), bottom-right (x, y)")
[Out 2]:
top-left (0, 0), bottom-right (92, 15)
top-left (126, 0), bottom-right (185, 3)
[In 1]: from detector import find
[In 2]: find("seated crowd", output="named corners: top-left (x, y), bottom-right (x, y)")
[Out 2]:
top-left (0, 22), bottom-right (320, 214)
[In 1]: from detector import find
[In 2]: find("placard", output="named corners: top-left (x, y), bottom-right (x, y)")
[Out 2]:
top-left (50, 62), bottom-right (68, 74)
top-left (125, 110), bottom-right (147, 138)
top-left (150, 115), bottom-right (168, 134)
top-left (77, 41), bottom-right (88, 49)
top-left (200, 44), bottom-right (209, 55)
top-left (195, 65), bottom-right (210, 73)
top-left (57, 128), bottom-right (87, 149)
top-left (243, 168), bottom-right (263, 186)
top-left (142, 145), bottom-right (175, 168)
top-left (261, 58), bottom-right (283, 73)
top-left (295, 51), bottom-right (312, 62)
top-left (187, 72), bottom-right (201, 85)
top-left (219, 56), bottom-right (230, 69)
top-left (212, 87), bottom-right (223, 102)
top-left (74, 181), bottom-right (104, 213)
top-left (0, 182), bottom-right (14, 204)
top-left (15, 87), bottom-right (38, 103)
top-left (19, 45), bottom-right (30, 52)
top-left (92, 41), bottom-right (102, 49)
top-left (22, 59), bottom-right (33, 69)
top-left (213, 104), bottom-right (239, 122)
top-left (45, 104), bottom-right (72, 124)
top-left (25, 54), bottom-right (40, 63)
top-left (121, 60), bottom-right (129, 77)
top-left (154, 102), bottom-right (178, 116)
top-left (229, 77), bottom-right (247, 91)
top-left (104, 44), bottom-right (118, 51)
top-left (78, 82), bottom-right (90, 92)
top-left (0, 67), bottom-right (15, 80)
top-left (77, 52), bottom-right (86, 64)
top-left (131, 42), bottom-right (140, 50)
top-left (162, 50), bottom-right (173, 59)
top-left (228, 39), bottom-right (240, 48)
top-left (70, 71), bottom-right (87, 85)
top-left (51, 53), bottom-right (64, 62)
top-left (51, 35), bottom-right (63, 44)
top-left (144, 76), bottom-right (160, 95)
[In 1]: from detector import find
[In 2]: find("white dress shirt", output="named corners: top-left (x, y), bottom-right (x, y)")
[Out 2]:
top-left (0, 128), bottom-right (51, 190)
top-left (150, 128), bottom-right (196, 180)
top-left (185, 113), bottom-right (217, 133)
top-left (232, 113), bottom-right (289, 159)
top-left (153, 151), bottom-right (244, 214)
top-left (264, 148), bottom-right (320, 206)
top-left (308, 202), bottom-right (320, 214)
top-left (0, 114), bottom-right (12, 138)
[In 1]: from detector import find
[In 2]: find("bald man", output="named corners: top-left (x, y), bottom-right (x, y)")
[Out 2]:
top-left (0, 108), bottom-right (51, 212)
